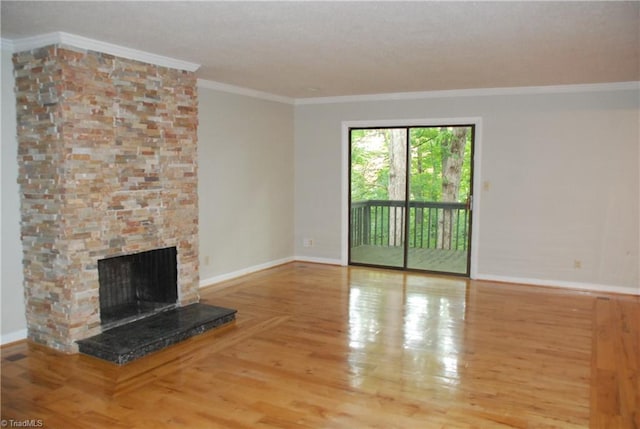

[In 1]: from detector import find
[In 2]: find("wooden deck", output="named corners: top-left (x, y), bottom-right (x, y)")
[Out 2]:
top-left (2, 262), bottom-right (638, 428)
top-left (351, 245), bottom-right (468, 274)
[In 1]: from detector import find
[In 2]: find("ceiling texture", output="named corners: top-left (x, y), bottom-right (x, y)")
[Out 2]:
top-left (1, 1), bottom-right (639, 99)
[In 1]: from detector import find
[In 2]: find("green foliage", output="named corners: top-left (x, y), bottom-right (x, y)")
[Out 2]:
top-left (350, 127), bottom-right (472, 203)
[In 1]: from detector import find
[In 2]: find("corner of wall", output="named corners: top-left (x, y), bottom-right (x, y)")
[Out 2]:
top-left (1, 46), bottom-right (28, 340)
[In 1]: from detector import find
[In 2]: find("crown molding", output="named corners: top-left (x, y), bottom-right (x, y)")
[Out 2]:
top-left (4, 33), bottom-right (637, 104)
top-left (4, 32), bottom-right (200, 72)
top-left (295, 81), bottom-right (640, 105)
top-left (197, 79), bottom-right (294, 105)
top-left (1, 38), bottom-right (15, 51)
top-left (198, 80), bottom-right (639, 106)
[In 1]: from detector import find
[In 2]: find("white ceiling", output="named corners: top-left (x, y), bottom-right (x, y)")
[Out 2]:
top-left (2, 1), bottom-right (639, 99)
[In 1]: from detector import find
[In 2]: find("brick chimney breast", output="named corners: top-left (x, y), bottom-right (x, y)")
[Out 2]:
top-left (14, 45), bottom-right (199, 353)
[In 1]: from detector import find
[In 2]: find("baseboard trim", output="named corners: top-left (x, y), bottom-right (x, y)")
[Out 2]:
top-left (201, 259), bottom-right (639, 296)
top-left (475, 273), bottom-right (640, 296)
top-left (1, 329), bottom-right (28, 346)
top-left (199, 256), bottom-right (345, 289)
top-left (199, 257), bottom-right (295, 288)
top-left (293, 256), bottom-right (343, 266)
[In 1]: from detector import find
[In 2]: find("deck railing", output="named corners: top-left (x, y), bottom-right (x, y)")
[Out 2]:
top-left (351, 200), bottom-right (470, 251)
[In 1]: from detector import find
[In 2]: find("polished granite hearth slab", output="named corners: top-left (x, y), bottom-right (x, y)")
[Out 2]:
top-left (77, 303), bottom-right (237, 365)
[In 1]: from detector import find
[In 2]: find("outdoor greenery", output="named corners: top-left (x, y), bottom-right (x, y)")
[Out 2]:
top-left (350, 127), bottom-right (472, 252)
top-left (350, 127), bottom-right (472, 203)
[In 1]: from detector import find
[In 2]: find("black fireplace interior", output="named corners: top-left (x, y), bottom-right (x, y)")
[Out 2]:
top-left (98, 246), bottom-right (178, 327)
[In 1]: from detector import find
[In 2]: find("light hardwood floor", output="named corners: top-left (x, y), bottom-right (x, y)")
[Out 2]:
top-left (1, 262), bottom-right (638, 428)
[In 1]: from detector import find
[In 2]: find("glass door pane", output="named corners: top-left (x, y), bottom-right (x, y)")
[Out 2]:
top-left (349, 128), bottom-right (407, 268)
top-left (406, 126), bottom-right (472, 274)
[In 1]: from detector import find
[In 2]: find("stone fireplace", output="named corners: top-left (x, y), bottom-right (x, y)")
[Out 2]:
top-left (98, 246), bottom-right (178, 328)
top-left (14, 44), bottom-right (200, 353)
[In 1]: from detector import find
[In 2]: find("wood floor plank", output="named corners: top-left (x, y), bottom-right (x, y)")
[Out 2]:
top-left (590, 296), bottom-right (640, 428)
top-left (2, 262), bottom-right (639, 428)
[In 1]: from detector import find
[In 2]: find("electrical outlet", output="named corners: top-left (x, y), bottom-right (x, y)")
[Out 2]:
top-left (573, 260), bottom-right (582, 269)
top-left (204, 255), bottom-right (210, 266)
top-left (303, 238), bottom-right (313, 247)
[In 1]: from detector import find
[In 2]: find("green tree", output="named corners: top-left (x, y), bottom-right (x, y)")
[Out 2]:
top-left (351, 126), bottom-right (471, 203)
top-left (350, 126), bottom-right (471, 249)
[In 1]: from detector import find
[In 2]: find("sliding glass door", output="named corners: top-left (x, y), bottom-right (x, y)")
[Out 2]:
top-left (349, 125), bottom-right (474, 276)
top-left (349, 128), bottom-right (406, 268)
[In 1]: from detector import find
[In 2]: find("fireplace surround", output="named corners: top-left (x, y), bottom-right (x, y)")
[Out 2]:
top-left (14, 44), bottom-right (200, 352)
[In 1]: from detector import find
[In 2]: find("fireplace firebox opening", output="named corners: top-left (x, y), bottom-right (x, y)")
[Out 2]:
top-left (98, 246), bottom-right (178, 328)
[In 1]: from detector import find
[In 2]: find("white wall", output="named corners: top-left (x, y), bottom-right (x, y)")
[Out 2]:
top-left (1, 46), bottom-right (27, 342)
top-left (294, 86), bottom-right (639, 293)
top-left (197, 85), bottom-right (295, 285)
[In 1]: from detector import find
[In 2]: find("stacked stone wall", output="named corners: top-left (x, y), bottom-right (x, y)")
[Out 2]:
top-left (14, 45), bottom-right (199, 352)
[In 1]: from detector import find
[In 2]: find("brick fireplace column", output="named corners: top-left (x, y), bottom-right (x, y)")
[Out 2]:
top-left (14, 45), bottom-right (200, 353)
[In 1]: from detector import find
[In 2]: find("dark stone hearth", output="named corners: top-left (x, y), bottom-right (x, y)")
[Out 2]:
top-left (77, 304), bottom-right (237, 365)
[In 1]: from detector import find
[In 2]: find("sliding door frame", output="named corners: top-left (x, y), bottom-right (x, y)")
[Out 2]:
top-left (341, 117), bottom-right (482, 279)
